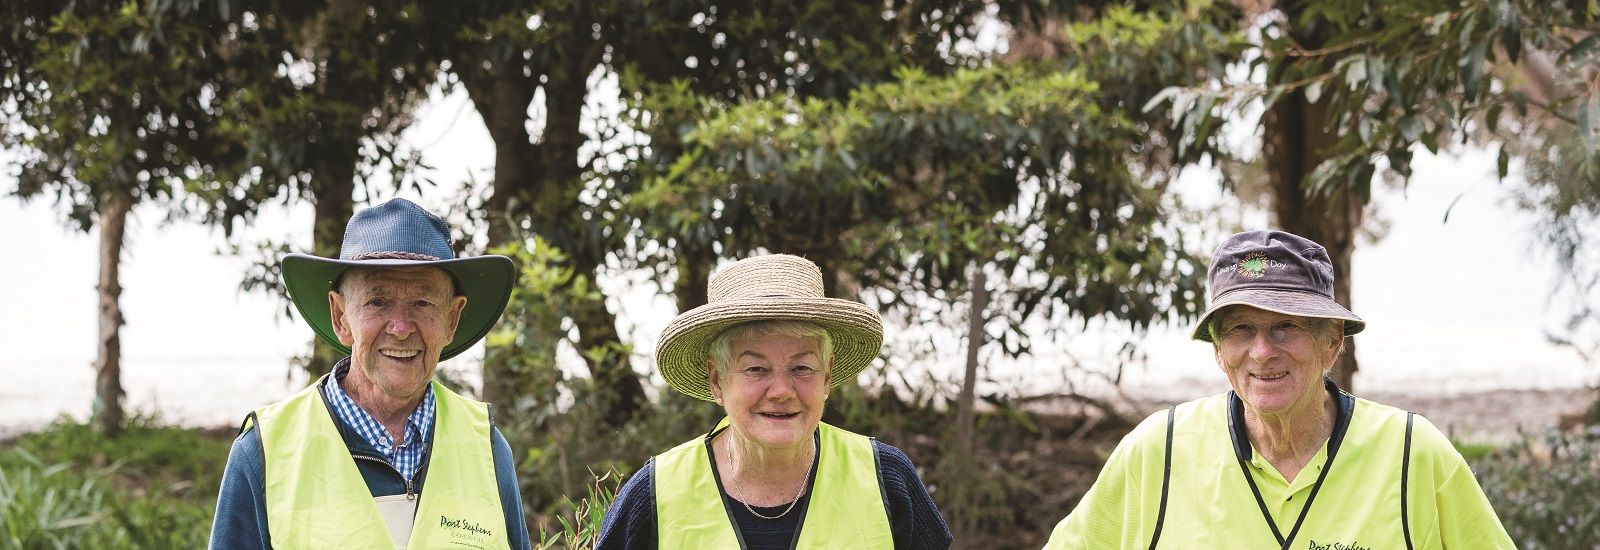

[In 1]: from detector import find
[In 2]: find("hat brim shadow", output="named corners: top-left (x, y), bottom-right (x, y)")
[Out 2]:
top-left (656, 297), bottom-right (885, 402)
top-left (282, 253), bottom-right (514, 362)
top-left (1191, 287), bottom-right (1365, 342)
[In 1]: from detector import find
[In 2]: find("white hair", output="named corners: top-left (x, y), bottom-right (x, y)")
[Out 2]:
top-left (708, 320), bottom-right (833, 383)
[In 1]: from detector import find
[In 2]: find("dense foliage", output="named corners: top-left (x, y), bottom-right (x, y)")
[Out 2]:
top-left (6, 0), bottom-right (1600, 547)
top-left (1476, 429), bottom-right (1600, 546)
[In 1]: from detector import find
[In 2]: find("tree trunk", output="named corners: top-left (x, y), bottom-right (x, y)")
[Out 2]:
top-left (543, 43), bottom-right (647, 423)
top-left (303, 142), bottom-right (357, 379)
top-left (93, 192), bottom-right (133, 438)
top-left (955, 267), bottom-right (989, 458)
top-left (1263, 80), bottom-right (1364, 392)
top-left (673, 242), bottom-right (713, 312)
top-left (465, 70), bottom-right (539, 251)
top-left (1264, 3), bottom-right (1364, 391)
top-left (571, 276), bottom-right (646, 424)
top-left (465, 68), bottom-right (542, 410)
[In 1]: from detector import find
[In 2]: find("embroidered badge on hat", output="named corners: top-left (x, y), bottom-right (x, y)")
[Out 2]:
top-left (1236, 252), bottom-right (1272, 279)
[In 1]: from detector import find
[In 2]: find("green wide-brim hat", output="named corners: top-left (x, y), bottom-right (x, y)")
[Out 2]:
top-left (281, 198), bottom-right (514, 362)
top-left (655, 254), bottom-right (884, 402)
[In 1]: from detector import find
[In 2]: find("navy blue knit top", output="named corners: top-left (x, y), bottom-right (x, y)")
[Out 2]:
top-left (596, 439), bottom-right (952, 550)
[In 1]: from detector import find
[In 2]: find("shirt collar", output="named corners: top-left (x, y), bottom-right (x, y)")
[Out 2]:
top-left (324, 360), bottom-right (436, 450)
top-left (1227, 376), bottom-right (1354, 463)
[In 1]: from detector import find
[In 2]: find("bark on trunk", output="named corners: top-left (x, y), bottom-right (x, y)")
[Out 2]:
top-left (955, 267), bottom-right (989, 458)
top-left (540, 43), bottom-right (647, 423)
top-left (303, 144), bottom-right (357, 379)
top-left (94, 192), bottom-right (133, 438)
top-left (1263, 78), bottom-right (1364, 391)
top-left (1264, 3), bottom-right (1364, 391)
top-left (466, 71), bottom-right (539, 250)
top-left (673, 243), bottom-right (713, 312)
top-left (463, 68), bottom-right (538, 409)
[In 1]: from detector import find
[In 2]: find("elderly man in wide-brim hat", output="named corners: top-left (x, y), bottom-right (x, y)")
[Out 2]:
top-left (596, 254), bottom-right (953, 550)
top-left (1046, 230), bottom-right (1513, 549)
top-left (209, 198), bottom-right (529, 550)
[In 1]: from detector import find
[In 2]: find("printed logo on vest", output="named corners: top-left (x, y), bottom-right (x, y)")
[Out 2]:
top-left (440, 514), bottom-right (493, 540)
top-left (1308, 540), bottom-right (1370, 550)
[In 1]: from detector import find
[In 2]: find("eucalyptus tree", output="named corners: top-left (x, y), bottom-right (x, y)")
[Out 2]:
top-left (1, 0), bottom-right (270, 436)
top-left (179, 1), bottom-right (451, 378)
top-left (441, 0), bottom-right (1024, 423)
top-left (1146, 0), bottom-right (1600, 390)
top-left (624, 2), bottom-right (1246, 535)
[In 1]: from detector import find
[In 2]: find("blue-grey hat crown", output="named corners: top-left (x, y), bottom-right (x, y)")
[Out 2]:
top-left (339, 198), bottom-right (455, 260)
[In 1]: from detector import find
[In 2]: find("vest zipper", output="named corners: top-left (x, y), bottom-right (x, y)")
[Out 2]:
top-left (351, 454), bottom-right (416, 498)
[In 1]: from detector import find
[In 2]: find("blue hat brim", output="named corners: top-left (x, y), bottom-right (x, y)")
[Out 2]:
top-left (281, 253), bottom-right (514, 361)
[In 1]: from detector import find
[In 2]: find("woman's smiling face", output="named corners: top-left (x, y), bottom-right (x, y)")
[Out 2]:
top-left (708, 333), bottom-right (831, 451)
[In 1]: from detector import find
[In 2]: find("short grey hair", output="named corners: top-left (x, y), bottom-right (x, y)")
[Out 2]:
top-left (708, 320), bottom-right (833, 383)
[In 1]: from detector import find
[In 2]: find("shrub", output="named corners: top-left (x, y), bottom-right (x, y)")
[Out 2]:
top-left (1475, 429), bottom-right (1600, 547)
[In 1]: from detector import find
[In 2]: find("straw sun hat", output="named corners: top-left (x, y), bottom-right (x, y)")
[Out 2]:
top-left (656, 254), bottom-right (884, 402)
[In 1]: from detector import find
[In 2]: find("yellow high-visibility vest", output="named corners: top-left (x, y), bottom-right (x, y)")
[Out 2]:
top-left (654, 420), bottom-right (893, 549)
top-left (253, 376), bottom-right (509, 549)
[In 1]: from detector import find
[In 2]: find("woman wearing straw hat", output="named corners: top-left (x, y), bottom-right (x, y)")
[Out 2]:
top-left (1045, 230), bottom-right (1512, 549)
top-left (596, 254), bottom-right (953, 549)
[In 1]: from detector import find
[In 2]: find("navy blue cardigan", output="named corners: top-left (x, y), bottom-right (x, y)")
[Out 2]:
top-left (206, 373), bottom-right (530, 550)
top-left (596, 439), bottom-right (953, 550)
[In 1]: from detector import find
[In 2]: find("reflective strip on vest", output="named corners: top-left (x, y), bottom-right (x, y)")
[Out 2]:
top-left (654, 420), bottom-right (893, 549)
top-left (256, 376), bottom-right (508, 549)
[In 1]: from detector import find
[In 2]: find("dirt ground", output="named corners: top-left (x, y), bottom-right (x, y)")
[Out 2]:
top-left (1365, 387), bottom-right (1594, 442)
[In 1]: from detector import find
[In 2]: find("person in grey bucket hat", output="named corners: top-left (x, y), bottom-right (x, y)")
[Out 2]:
top-left (209, 198), bottom-right (529, 549)
top-left (1046, 230), bottom-right (1513, 548)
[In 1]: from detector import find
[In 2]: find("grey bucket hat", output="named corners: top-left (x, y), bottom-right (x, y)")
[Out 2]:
top-left (1191, 230), bottom-right (1365, 342)
top-left (281, 198), bottom-right (514, 361)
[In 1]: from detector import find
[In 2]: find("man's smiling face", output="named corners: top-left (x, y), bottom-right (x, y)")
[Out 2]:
top-left (330, 266), bottom-right (465, 402)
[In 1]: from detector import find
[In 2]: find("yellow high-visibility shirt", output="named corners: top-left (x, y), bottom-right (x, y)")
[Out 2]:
top-left (1046, 390), bottom-right (1514, 549)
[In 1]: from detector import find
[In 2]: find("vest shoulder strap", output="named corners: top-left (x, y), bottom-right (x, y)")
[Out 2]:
top-left (1401, 411), bottom-right (1415, 550)
top-left (1149, 405), bottom-right (1176, 549)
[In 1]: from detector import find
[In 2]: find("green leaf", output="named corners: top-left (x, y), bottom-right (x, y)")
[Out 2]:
top-left (1580, 97), bottom-right (1598, 150)
top-left (1343, 55), bottom-right (1366, 90)
top-left (1559, 34), bottom-right (1600, 68)
top-left (1398, 114), bottom-right (1424, 141)
top-left (1420, 131), bottom-right (1439, 154)
top-left (1461, 42), bottom-right (1489, 100)
top-left (1141, 86), bottom-right (1181, 114)
top-left (1496, 146), bottom-right (1510, 180)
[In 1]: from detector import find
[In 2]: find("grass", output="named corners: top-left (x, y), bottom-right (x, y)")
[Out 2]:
top-left (1452, 439), bottom-right (1498, 462)
top-left (0, 416), bottom-right (229, 548)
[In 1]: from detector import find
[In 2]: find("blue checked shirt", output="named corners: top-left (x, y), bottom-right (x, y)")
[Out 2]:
top-left (323, 370), bottom-right (435, 482)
